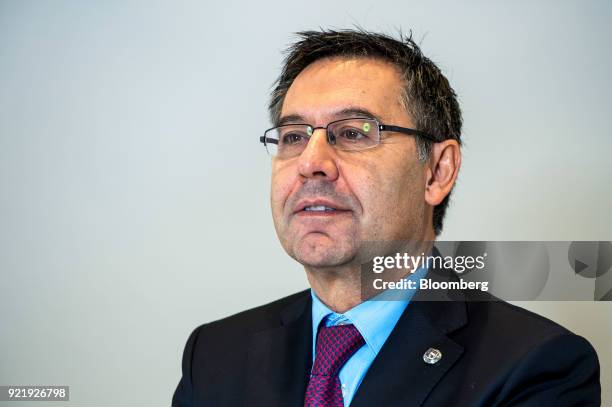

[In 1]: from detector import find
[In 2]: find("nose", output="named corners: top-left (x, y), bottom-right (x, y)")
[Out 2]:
top-left (297, 128), bottom-right (339, 182)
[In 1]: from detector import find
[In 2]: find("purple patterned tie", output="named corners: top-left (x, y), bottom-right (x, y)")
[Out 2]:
top-left (304, 324), bottom-right (365, 407)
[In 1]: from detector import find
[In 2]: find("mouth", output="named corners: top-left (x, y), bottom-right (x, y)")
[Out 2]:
top-left (303, 205), bottom-right (338, 212)
top-left (293, 200), bottom-right (351, 217)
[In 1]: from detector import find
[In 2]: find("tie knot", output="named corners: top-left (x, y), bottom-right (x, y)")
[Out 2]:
top-left (312, 324), bottom-right (365, 376)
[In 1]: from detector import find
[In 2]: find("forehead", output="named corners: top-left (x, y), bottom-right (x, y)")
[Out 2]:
top-left (281, 57), bottom-right (407, 124)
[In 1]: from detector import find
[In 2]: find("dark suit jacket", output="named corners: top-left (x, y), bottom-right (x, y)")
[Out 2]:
top-left (172, 268), bottom-right (601, 406)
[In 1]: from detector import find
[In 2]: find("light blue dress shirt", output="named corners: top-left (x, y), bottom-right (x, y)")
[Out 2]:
top-left (310, 266), bottom-right (427, 407)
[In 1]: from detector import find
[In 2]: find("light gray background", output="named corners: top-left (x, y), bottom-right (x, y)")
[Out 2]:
top-left (1, 1), bottom-right (610, 406)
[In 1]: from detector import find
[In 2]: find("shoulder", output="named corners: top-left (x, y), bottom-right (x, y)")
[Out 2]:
top-left (461, 292), bottom-right (596, 355)
top-left (467, 295), bottom-right (569, 337)
top-left (188, 289), bottom-right (310, 341)
top-left (454, 296), bottom-right (600, 404)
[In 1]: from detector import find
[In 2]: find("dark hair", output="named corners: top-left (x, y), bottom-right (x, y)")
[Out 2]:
top-left (269, 28), bottom-right (462, 235)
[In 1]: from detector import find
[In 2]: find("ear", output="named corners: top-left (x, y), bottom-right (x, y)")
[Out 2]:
top-left (424, 140), bottom-right (461, 206)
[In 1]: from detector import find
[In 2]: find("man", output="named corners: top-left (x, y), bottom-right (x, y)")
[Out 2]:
top-left (172, 29), bottom-right (600, 406)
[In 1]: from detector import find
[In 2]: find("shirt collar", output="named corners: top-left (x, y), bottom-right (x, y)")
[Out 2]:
top-left (311, 266), bottom-right (427, 355)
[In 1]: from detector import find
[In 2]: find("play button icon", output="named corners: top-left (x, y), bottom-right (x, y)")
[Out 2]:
top-left (568, 241), bottom-right (612, 278)
top-left (574, 259), bottom-right (589, 274)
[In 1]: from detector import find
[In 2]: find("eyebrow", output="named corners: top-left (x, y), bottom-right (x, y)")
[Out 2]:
top-left (277, 107), bottom-right (383, 126)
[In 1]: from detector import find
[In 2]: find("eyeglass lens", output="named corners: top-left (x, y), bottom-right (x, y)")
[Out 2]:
top-left (264, 118), bottom-right (379, 157)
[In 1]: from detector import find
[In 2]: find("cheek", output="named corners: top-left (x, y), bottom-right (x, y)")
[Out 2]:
top-left (347, 152), bottom-right (425, 234)
top-left (270, 163), bottom-right (296, 219)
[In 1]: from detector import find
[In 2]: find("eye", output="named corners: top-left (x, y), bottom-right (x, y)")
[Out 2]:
top-left (338, 128), bottom-right (367, 141)
top-left (281, 132), bottom-right (305, 145)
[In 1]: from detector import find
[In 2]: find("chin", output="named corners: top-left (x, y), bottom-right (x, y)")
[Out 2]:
top-left (295, 253), bottom-right (348, 268)
top-left (291, 237), bottom-right (357, 268)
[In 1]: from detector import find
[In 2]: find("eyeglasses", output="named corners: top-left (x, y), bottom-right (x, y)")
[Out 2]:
top-left (259, 117), bottom-right (436, 158)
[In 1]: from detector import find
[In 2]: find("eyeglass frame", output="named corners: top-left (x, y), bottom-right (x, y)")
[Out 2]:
top-left (259, 117), bottom-right (437, 156)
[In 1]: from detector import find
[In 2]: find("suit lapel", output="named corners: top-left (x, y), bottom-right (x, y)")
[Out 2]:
top-left (245, 292), bottom-right (313, 407)
top-left (351, 266), bottom-right (468, 407)
top-left (244, 256), bottom-right (468, 407)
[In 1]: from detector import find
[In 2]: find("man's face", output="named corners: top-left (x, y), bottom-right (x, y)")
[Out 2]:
top-left (271, 57), bottom-right (430, 269)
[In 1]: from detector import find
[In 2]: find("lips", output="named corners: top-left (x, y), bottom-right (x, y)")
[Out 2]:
top-left (294, 199), bottom-right (350, 214)
top-left (303, 205), bottom-right (337, 212)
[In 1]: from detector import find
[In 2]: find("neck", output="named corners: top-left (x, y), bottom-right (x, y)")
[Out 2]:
top-left (305, 264), bottom-right (362, 313)
top-left (305, 234), bottom-right (436, 314)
